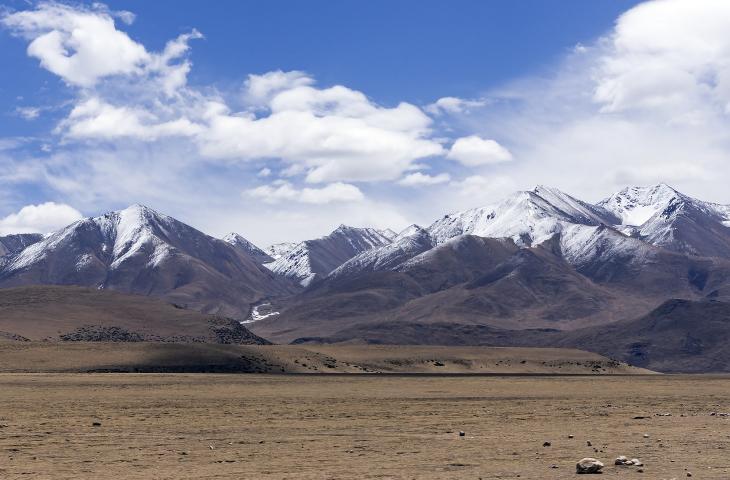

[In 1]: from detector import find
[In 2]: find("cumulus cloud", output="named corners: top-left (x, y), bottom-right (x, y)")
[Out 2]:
top-left (1, 3), bottom-right (148, 87)
top-left (1, 2), bottom-right (201, 92)
top-left (58, 97), bottom-right (202, 140)
top-left (447, 135), bottom-right (512, 166)
top-left (7, 0), bottom-right (730, 244)
top-left (246, 181), bottom-right (364, 204)
top-left (244, 70), bottom-right (314, 105)
top-left (594, 0), bottom-right (730, 116)
top-left (0, 202), bottom-right (83, 235)
top-left (4, 1), bottom-right (445, 184)
top-left (426, 96), bottom-right (487, 115)
top-left (397, 172), bottom-right (451, 186)
top-left (450, 0), bottom-right (730, 203)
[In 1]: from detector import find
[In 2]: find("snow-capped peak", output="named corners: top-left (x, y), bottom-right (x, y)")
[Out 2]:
top-left (329, 224), bottom-right (433, 279)
top-left (265, 242), bottom-right (298, 260)
top-left (377, 228), bottom-right (398, 241)
top-left (428, 186), bottom-right (615, 247)
top-left (223, 232), bottom-right (272, 263)
top-left (598, 183), bottom-right (685, 226)
top-left (7, 204), bottom-right (183, 274)
top-left (395, 224), bottom-right (425, 241)
top-left (263, 224), bottom-right (393, 285)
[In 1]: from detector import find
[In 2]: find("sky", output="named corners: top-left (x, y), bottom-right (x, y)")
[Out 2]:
top-left (1, 0), bottom-right (729, 246)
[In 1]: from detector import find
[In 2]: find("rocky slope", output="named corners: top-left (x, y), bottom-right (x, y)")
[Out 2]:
top-left (264, 225), bottom-right (393, 286)
top-left (0, 205), bottom-right (292, 319)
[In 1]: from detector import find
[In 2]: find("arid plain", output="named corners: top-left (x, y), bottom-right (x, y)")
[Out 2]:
top-left (2, 373), bottom-right (730, 479)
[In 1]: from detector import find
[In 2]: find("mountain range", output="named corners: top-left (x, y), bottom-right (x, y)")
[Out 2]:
top-left (2, 183), bottom-right (730, 371)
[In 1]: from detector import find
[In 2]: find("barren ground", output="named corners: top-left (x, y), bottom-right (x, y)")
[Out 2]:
top-left (0, 343), bottom-right (648, 374)
top-left (1, 374), bottom-right (729, 479)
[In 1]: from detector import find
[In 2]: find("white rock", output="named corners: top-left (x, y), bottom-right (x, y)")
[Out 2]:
top-left (576, 458), bottom-right (604, 474)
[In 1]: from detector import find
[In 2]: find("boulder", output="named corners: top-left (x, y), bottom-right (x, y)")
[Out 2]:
top-left (576, 458), bottom-right (604, 474)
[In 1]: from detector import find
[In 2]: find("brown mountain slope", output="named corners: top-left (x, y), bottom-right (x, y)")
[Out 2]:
top-left (0, 285), bottom-right (269, 344)
top-left (250, 233), bottom-right (728, 343)
top-left (0, 205), bottom-right (295, 319)
top-left (557, 299), bottom-right (730, 373)
top-left (298, 300), bottom-right (730, 373)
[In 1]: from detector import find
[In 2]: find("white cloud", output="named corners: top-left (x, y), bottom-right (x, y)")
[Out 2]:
top-left (447, 0), bottom-right (730, 204)
top-left (447, 135), bottom-right (512, 166)
top-left (15, 107), bottom-right (40, 120)
top-left (8, 0), bottom-right (730, 245)
top-left (3, 4), bottom-right (445, 186)
top-left (0, 202), bottom-right (83, 235)
top-left (594, 0), bottom-right (730, 116)
top-left (1, 3), bottom-right (149, 87)
top-left (246, 181), bottom-right (364, 204)
top-left (59, 97), bottom-right (202, 140)
top-left (426, 96), bottom-right (487, 115)
top-left (397, 172), bottom-right (450, 187)
top-left (197, 88), bottom-right (444, 182)
top-left (1, 3), bottom-right (201, 93)
top-left (244, 70), bottom-right (314, 105)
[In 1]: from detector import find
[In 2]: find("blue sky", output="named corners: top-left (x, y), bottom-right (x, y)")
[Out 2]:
top-left (1, 0), bottom-right (729, 245)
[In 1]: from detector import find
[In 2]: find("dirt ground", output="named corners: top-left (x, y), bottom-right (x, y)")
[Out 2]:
top-left (0, 343), bottom-right (649, 374)
top-left (1, 374), bottom-right (729, 479)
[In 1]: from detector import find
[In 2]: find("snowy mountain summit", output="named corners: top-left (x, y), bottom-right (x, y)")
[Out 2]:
top-left (427, 185), bottom-right (618, 247)
top-left (598, 183), bottom-right (687, 226)
top-left (0, 204), bottom-right (288, 318)
top-left (264, 224), bottom-right (393, 286)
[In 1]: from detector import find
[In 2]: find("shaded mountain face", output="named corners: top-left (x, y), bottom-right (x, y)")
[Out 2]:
top-left (0, 233), bottom-right (43, 257)
top-left (289, 299), bottom-right (730, 373)
top-left (555, 299), bottom-right (730, 373)
top-left (223, 233), bottom-right (273, 264)
top-left (599, 183), bottom-right (730, 258)
top-left (249, 235), bottom-right (657, 343)
top-left (263, 225), bottom-right (393, 286)
top-left (0, 205), bottom-right (292, 319)
top-left (249, 184), bottom-right (730, 345)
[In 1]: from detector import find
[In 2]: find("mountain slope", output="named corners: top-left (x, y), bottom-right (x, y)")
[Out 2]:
top-left (599, 184), bottom-right (730, 258)
top-left (0, 205), bottom-right (291, 319)
top-left (0, 233), bottom-right (43, 257)
top-left (0, 285), bottom-right (269, 344)
top-left (264, 225), bottom-right (392, 286)
top-left (559, 299), bottom-right (730, 373)
top-left (249, 235), bottom-right (654, 343)
top-left (223, 233), bottom-right (273, 264)
top-left (328, 225), bottom-right (434, 280)
top-left (428, 185), bottom-right (618, 247)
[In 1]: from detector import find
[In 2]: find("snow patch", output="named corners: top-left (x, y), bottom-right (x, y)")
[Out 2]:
top-left (242, 303), bottom-right (280, 324)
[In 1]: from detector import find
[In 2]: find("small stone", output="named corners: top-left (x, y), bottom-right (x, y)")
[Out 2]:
top-left (543, 442), bottom-right (551, 447)
top-left (550, 464), bottom-right (558, 469)
top-left (568, 435), bottom-right (574, 439)
top-left (576, 458), bottom-right (604, 474)
top-left (92, 422), bottom-right (101, 427)
top-left (643, 434), bottom-right (650, 438)
top-left (687, 473), bottom-right (692, 477)
top-left (586, 441), bottom-right (592, 446)
top-left (459, 431), bottom-right (465, 437)
top-left (637, 468), bottom-right (644, 473)
top-left (615, 455), bottom-right (631, 465)
top-left (631, 458), bottom-right (643, 466)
